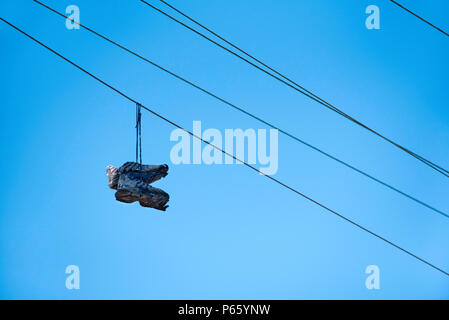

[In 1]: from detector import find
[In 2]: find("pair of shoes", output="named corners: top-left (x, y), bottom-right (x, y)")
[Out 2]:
top-left (107, 162), bottom-right (169, 211)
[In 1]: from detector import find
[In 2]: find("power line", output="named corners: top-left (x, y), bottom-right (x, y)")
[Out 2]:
top-left (1, 16), bottom-right (447, 277)
top-left (390, 0), bottom-right (449, 37)
top-left (140, 0), bottom-right (449, 178)
top-left (32, 0), bottom-right (449, 219)
top-left (153, 0), bottom-right (449, 178)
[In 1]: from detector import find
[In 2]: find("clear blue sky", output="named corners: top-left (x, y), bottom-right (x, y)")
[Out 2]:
top-left (1, 0), bottom-right (448, 299)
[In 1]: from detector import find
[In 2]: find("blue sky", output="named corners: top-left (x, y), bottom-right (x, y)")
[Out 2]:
top-left (0, 0), bottom-right (448, 299)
